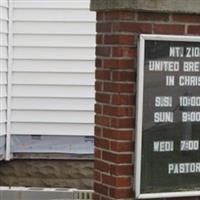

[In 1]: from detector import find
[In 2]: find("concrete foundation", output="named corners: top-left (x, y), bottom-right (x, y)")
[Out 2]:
top-left (0, 160), bottom-right (93, 189)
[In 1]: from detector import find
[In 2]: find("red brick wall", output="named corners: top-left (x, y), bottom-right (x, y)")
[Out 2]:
top-left (94, 11), bottom-right (200, 200)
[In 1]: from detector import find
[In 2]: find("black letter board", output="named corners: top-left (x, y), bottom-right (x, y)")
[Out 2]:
top-left (136, 34), bottom-right (200, 198)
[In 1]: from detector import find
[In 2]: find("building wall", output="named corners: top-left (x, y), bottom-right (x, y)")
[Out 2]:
top-left (10, 0), bottom-right (95, 138)
top-left (0, 0), bottom-right (95, 191)
top-left (0, 160), bottom-right (93, 189)
top-left (0, 0), bottom-right (8, 160)
top-left (93, 10), bottom-right (200, 200)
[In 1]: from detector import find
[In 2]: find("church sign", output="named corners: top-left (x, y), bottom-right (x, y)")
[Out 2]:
top-left (136, 34), bottom-right (200, 198)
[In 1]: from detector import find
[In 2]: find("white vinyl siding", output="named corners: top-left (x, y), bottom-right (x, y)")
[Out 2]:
top-left (10, 0), bottom-right (95, 136)
top-left (0, 0), bottom-right (95, 159)
top-left (0, 0), bottom-right (8, 159)
top-left (0, 0), bottom-right (8, 137)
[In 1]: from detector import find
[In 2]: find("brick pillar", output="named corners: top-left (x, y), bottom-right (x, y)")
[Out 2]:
top-left (91, 1), bottom-right (200, 199)
top-left (94, 11), bottom-right (136, 200)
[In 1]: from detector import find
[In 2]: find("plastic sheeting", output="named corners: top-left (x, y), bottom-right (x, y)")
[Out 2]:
top-left (11, 135), bottom-right (94, 154)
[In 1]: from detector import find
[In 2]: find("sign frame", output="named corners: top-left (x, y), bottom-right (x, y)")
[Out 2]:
top-left (135, 34), bottom-right (200, 199)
